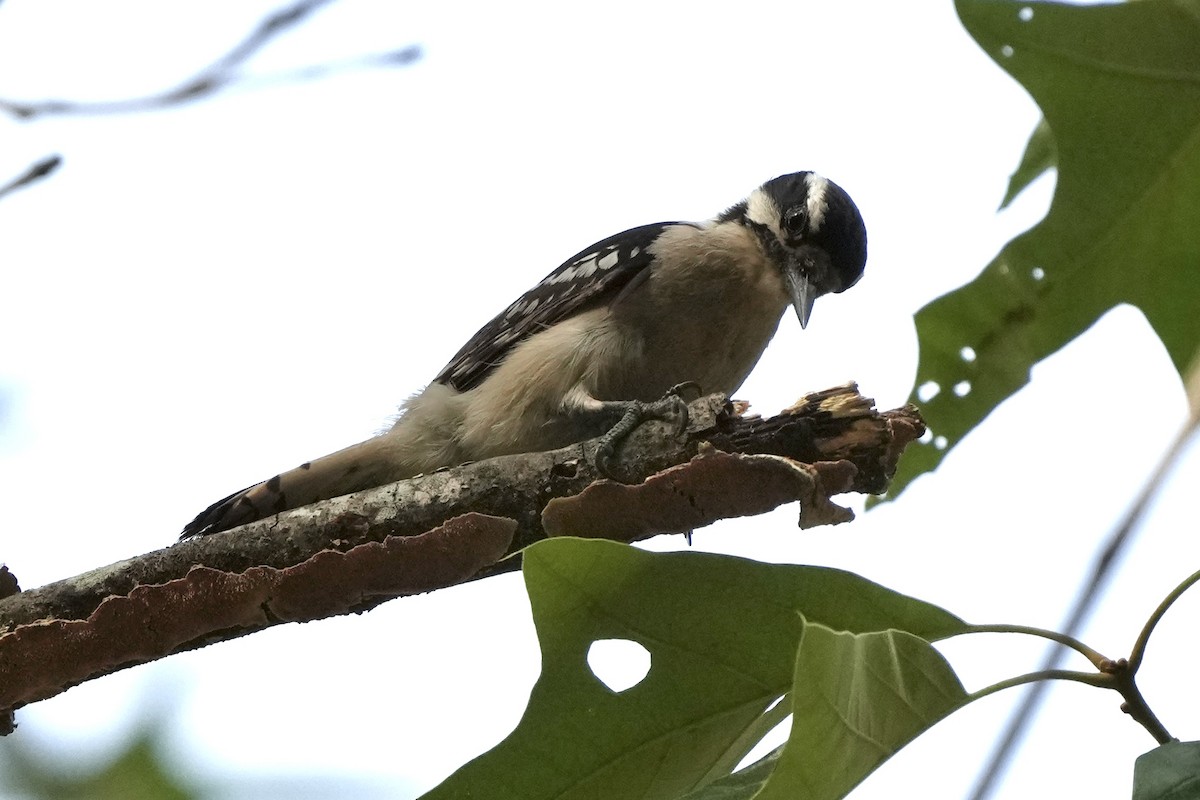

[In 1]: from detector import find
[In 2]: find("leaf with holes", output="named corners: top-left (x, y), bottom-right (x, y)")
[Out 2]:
top-left (884, 0), bottom-right (1200, 500)
top-left (420, 539), bottom-right (966, 800)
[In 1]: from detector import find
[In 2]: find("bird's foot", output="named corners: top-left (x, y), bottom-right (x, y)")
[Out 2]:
top-left (594, 382), bottom-right (700, 476)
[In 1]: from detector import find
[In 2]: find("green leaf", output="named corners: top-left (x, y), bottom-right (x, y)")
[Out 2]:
top-left (998, 117), bottom-right (1056, 210)
top-left (0, 719), bottom-right (198, 800)
top-left (679, 625), bottom-right (970, 800)
top-left (885, 0), bottom-right (1200, 500)
top-left (756, 622), bottom-right (968, 800)
top-left (421, 539), bottom-right (967, 800)
top-left (678, 747), bottom-right (784, 800)
top-left (1134, 741), bottom-right (1200, 800)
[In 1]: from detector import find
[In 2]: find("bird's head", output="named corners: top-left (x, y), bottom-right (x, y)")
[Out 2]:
top-left (738, 171), bottom-right (868, 328)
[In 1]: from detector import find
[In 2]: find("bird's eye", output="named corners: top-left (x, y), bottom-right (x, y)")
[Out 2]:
top-left (783, 208), bottom-right (807, 236)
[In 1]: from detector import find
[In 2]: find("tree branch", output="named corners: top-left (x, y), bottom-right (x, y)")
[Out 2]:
top-left (0, 0), bottom-right (421, 120)
top-left (0, 384), bottom-right (923, 729)
top-left (0, 155), bottom-right (61, 201)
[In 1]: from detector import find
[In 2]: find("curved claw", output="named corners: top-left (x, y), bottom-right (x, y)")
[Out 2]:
top-left (592, 384), bottom-right (695, 479)
top-left (594, 440), bottom-right (617, 476)
top-left (665, 381), bottom-right (702, 402)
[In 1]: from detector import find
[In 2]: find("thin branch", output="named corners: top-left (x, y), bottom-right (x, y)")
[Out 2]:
top-left (0, 0), bottom-right (420, 120)
top-left (0, 385), bottom-right (924, 730)
top-left (0, 155), bottom-right (61, 201)
top-left (205, 0), bottom-right (339, 74)
top-left (234, 48), bottom-right (421, 93)
top-left (1095, 658), bottom-right (1175, 745)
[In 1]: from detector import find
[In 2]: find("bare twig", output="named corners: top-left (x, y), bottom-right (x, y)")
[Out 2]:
top-left (0, 0), bottom-right (420, 120)
top-left (1097, 658), bottom-right (1174, 745)
top-left (0, 155), bottom-right (61, 200)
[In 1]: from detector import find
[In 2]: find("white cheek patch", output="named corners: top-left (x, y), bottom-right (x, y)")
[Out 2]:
top-left (745, 188), bottom-right (781, 229)
top-left (804, 173), bottom-right (829, 232)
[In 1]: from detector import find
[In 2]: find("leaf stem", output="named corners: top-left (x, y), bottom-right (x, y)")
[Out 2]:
top-left (1128, 568), bottom-right (1200, 673)
top-left (958, 623), bottom-right (1108, 669)
top-left (967, 669), bottom-right (1114, 705)
top-left (961, 656), bottom-right (1174, 744)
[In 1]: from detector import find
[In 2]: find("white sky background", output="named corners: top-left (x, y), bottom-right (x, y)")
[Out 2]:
top-left (1, 0), bottom-right (1199, 797)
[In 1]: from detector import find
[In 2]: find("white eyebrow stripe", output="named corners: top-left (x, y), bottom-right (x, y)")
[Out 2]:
top-left (745, 188), bottom-right (780, 229)
top-left (805, 173), bottom-right (829, 232)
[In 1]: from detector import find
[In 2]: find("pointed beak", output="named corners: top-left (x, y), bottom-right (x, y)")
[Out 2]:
top-left (788, 271), bottom-right (817, 329)
top-left (782, 249), bottom-right (826, 329)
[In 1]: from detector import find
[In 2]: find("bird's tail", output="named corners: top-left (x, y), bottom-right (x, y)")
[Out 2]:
top-left (180, 383), bottom-right (473, 539)
top-left (179, 435), bottom-right (413, 539)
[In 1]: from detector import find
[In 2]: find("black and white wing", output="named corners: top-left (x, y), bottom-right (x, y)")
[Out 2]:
top-left (436, 222), bottom-right (694, 392)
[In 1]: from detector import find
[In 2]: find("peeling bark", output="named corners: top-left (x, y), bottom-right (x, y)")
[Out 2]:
top-left (0, 384), bottom-right (922, 725)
